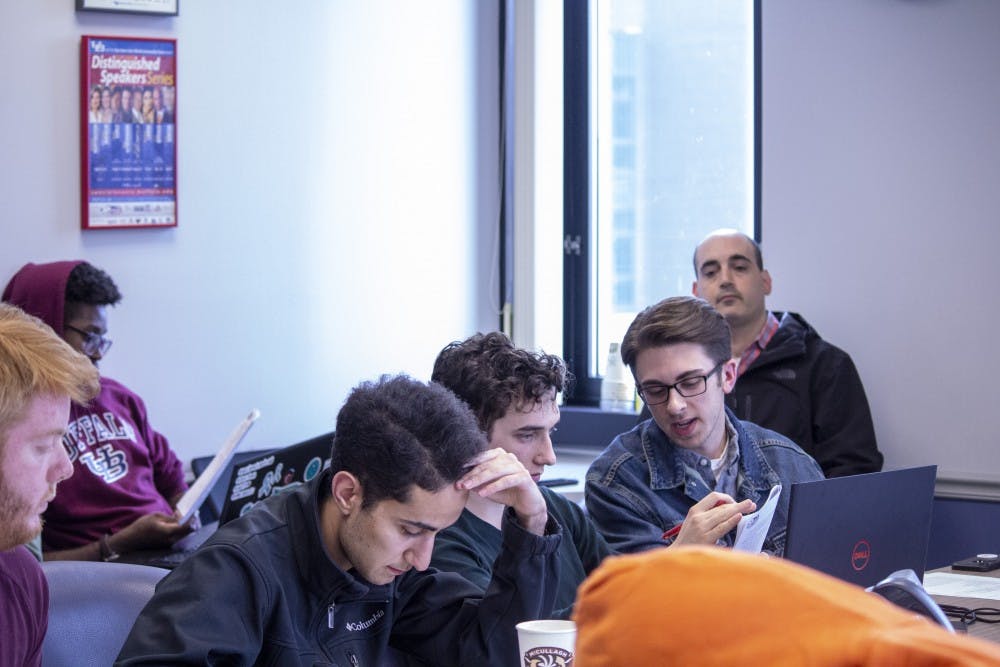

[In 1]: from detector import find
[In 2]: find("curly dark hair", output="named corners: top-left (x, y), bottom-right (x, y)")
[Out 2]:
top-left (431, 331), bottom-right (570, 434)
top-left (329, 374), bottom-right (487, 509)
top-left (65, 262), bottom-right (122, 306)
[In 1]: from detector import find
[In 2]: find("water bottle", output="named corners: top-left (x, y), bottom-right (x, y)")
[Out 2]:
top-left (600, 342), bottom-right (636, 413)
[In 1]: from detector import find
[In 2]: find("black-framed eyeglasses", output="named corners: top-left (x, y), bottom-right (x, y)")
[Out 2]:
top-left (65, 324), bottom-right (112, 357)
top-left (636, 361), bottom-right (725, 406)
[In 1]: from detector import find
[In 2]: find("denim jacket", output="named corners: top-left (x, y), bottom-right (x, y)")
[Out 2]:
top-left (585, 408), bottom-right (823, 556)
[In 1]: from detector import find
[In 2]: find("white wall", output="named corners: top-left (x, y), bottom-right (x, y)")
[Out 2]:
top-left (0, 1), bottom-right (501, 462)
top-left (762, 0), bottom-right (1000, 495)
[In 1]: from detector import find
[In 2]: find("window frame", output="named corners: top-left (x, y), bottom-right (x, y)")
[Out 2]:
top-left (562, 0), bottom-right (762, 405)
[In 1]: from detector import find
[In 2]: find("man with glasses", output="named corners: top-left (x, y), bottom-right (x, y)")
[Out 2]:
top-left (585, 296), bottom-right (823, 555)
top-left (3, 261), bottom-right (196, 561)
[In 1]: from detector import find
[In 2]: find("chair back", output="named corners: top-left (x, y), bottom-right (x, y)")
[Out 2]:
top-left (41, 560), bottom-right (167, 667)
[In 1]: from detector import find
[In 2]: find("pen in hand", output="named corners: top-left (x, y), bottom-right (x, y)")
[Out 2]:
top-left (662, 499), bottom-right (729, 540)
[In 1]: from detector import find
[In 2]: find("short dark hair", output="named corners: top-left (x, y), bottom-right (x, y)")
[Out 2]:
top-left (65, 262), bottom-right (122, 307)
top-left (692, 230), bottom-right (764, 275)
top-left (329, 374), bottom-right (487, 509)
top-left (431, 332), bottom-right (569, 434)
top-left (620, 297), bottom-right (731, 372)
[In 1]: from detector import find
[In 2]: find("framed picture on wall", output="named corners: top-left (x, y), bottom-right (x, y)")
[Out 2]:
top-left (80, 35), bottom-right (177, 230)
top-left (76, 0), bottom-right (178, 16)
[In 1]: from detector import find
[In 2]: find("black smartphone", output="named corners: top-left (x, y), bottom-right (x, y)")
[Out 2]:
top-left (537, 478), bottom-right (578, 488)
top-left (952, 553), bottom-right (1000, 572)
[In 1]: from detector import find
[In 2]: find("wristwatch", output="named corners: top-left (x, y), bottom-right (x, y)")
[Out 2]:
top-left (99, 534), bottom-right (120, 562)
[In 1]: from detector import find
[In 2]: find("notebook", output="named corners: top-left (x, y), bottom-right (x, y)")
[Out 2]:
top-left (218, 431), bottom-right (334, 525)
top-left (174, 409), bottom-right (260, 525)
top-left (783, 465), bottom-right (937, 588)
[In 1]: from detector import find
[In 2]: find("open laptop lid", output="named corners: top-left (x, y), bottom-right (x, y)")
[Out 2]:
top-left (218, 431), bottom-right (334, 526)
top-left (174, 409), bottom-right (260, 525)
top-left (783, 465), bottom-right (937, 588)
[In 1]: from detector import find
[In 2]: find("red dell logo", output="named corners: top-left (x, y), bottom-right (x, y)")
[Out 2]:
top-left (852, 539), bottom-right (871, 571)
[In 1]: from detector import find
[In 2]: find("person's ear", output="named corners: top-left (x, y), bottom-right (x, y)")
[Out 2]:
top-left (330, 471), bottom-right (363, 516)
top-left (721, 358), bottom-right (739, 394)
top-left (692, 280), bottom-right (701, 297)
top-left (761, 269), bottom-right (772, 296)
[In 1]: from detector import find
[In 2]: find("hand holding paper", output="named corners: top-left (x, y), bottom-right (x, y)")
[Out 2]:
top-left (665, 492), bottom-right (755, 546)
top-left (733, 484), bottom-right (782, 553)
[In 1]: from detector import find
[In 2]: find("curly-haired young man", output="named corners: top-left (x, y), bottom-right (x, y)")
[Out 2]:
top-left (431, 332), bottom-right (612, 619)
top-left (117, 375), bottom-right (562, 666)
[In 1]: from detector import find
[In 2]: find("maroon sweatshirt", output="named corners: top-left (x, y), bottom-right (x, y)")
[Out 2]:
top-left (3, 261), bottom-right (186, 549)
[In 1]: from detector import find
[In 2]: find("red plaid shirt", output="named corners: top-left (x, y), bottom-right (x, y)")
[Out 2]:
top-left (737, 311), bottom-right (780, 378)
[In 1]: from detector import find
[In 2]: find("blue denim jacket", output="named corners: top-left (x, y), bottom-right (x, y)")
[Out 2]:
top-left (585, 408), bottom-right (823, 556)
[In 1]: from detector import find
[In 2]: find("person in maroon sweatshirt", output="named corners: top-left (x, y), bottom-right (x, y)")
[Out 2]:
top-left (3, 260), bottom-right (195, 562)
top-left (0, 303), bottom-right (99, 666)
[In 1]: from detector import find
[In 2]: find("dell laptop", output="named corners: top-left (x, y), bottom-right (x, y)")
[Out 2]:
top-left (783, 465), bottom-right (937, 588)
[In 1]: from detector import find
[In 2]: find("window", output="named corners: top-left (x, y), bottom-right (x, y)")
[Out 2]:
top-left (563, 0), bottom-right (759, 404)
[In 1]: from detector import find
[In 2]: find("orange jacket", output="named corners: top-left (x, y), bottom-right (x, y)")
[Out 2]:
top-left (574, 546), bottom-right (1000, 666)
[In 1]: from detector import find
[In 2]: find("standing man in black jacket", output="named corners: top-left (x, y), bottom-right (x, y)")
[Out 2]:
top-left (690, 229), bottom-right (882, 477)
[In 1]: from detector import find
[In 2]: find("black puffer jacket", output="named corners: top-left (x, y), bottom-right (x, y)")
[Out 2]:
top-left (726, 312), bottom-right (882, 478)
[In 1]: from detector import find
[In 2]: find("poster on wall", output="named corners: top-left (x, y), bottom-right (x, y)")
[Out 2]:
top-left (80, 35), bottom-right (177, 229)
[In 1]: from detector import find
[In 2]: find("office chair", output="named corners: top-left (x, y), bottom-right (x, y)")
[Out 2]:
top-left (867, 568), bottom-right (955, 632)
top-left (41, 560), bottom-right (167, 667)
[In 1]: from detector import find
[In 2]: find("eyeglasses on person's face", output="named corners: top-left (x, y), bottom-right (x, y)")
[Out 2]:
top-left (636, 361), bottom-right (725, 406)
top-left (65, 324), bottom-right (113, 357)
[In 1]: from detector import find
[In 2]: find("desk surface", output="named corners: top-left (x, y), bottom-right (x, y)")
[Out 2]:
top-left (542, 448), bottom-right (598, 504)
top-left (929, 566), bottom-right (1000, 643)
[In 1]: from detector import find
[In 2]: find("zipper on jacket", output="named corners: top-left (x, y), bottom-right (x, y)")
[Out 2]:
top-left (327, 603), bottom-right (335, 629)
top-left (347, 651), bottom-right (359, 667)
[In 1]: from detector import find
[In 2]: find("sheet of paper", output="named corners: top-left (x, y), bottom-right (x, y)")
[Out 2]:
top-left (174, 409), bottom-right (260, 525)
top-left (733, 484), bottom-right (781, 553)
top-left (923, 572), bottom-right (1000, 601)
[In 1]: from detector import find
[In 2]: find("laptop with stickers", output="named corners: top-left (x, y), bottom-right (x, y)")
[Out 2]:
top-left (218, 431), bottom-right (334, 526)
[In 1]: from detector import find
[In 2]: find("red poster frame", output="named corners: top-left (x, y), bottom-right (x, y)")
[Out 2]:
top-left (80, 35), bottom-right (178, 230)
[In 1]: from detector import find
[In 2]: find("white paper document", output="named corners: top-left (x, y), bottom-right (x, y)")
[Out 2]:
top-left (174, 409), bottom-right (260, 525)
top-left (733, 484), bottom-right (782, 553)
top-left (923, 572), bottom-right (1000, 601)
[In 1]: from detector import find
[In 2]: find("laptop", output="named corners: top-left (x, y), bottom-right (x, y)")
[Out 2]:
top-left (218, 431), bottom-right (334, 526)
top-left (783, 465), bottom-right (937, 588)
top-left (174, 409), bottom-right (261, 525)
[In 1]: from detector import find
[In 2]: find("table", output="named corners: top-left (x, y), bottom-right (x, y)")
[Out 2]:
top-left (542, 447), bottom-right (597, 504)
top-left (928, 566), bottom-right (1000, 643)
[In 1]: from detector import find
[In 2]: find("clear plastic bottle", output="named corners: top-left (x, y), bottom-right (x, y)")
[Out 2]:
top-left (600, 342), bottom-right (636, 413)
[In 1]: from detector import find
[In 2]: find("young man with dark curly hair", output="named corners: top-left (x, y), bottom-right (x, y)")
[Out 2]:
top-left (430, 332), bottom-right (612, 619)
top-left (117, 375), bottom-right (562, 666)
top-left (2, 260), bottom-right (196, 562)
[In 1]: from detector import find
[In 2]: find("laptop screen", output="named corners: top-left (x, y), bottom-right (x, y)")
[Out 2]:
top-left (783, 465), bottom-right (937, 588)
top-left (218, 431), bottom-right (334, 525)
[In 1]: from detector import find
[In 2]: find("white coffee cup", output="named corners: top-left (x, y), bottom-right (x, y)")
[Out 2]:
top-left (515, 619), bottom-right (576, 666)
